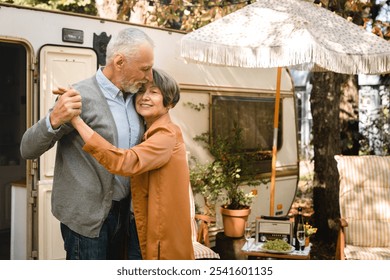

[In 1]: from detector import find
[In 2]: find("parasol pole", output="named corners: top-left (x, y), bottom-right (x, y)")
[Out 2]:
top-left (269, 67), bottom-right (282, 216)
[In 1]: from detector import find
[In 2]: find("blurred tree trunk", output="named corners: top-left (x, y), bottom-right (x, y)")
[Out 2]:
top-left (310, 73), bottom-right (359, 243)
top-left (310, 72), bottom-right (343, 242)
top-left (309, 0), bottom-right (362, 245)
top-left (340, 75), bottom-right (360, 155)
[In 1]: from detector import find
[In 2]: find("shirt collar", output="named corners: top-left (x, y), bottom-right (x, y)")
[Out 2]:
top-left (96, 67), bottom-right (122, 98)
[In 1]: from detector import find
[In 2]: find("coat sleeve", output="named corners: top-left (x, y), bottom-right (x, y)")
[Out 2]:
top-left (82, 126), bottom-right (176, 176)
top-left (20, 113), bottom-right (73, 159)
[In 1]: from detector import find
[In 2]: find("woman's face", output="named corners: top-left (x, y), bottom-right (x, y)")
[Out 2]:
top-left (135, 83), bottom-right (168, 126)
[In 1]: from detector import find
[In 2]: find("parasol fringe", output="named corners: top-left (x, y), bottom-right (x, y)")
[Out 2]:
top-left (181, 38), bottom-right (390, 75)
top-left (311, 42), bottom-right (390, 75)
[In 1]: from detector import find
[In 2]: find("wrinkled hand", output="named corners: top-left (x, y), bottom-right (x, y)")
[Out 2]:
top-left (50, 87), bottom-right (82, 129)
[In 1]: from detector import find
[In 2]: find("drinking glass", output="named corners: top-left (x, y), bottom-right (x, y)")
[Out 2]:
top-left (296, 223), bottom-right (305, 254)
top-left (244, 221), bottom-right (252, 251)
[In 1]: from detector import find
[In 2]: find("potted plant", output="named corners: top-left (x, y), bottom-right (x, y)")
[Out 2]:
top-left (190, 125), bottom-right (268, 237)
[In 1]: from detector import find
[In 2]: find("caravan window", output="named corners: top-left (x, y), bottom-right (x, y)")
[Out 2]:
top-left (211, 95), bottom-right (282, 173)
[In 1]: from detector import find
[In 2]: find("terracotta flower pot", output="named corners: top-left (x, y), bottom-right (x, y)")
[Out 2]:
top-left (220, 207), bottom-right (251, 238)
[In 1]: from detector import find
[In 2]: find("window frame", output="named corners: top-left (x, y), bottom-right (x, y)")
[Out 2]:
top-left (210, 93), bottom-right (283, 175)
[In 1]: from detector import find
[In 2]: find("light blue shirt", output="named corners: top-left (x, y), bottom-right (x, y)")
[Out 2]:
top-left (47, 68), bottom-right (144, 201)
top-left (95, 68), bottom-right (144, 201)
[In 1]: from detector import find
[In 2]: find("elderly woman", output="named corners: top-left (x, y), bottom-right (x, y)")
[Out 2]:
top-left (70, 68), bottom-right (194, 260)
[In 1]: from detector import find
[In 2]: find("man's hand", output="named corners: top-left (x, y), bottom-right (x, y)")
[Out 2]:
top-left (50, 87), bottom-right (82, 129)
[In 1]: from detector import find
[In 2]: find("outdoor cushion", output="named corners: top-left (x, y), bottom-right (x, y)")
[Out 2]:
top-left (335, 155), bottom-right (390, 259)
top-left (344, 245), bottom-right (390, 260)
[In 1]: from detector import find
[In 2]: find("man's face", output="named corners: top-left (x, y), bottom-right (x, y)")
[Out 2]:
top-left (120, 43), bottom-right (154, 94)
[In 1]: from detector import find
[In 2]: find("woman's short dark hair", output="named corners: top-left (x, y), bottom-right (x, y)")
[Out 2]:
top-left (152, 68), bottom-right (180, 108)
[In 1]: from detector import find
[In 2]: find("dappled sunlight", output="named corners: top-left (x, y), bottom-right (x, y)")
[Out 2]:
top-left (181, 0), bottom-right (390, 73)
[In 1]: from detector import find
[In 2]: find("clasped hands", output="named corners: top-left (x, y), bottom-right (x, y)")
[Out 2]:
top-left (51, 87), bottom-right (82, 129)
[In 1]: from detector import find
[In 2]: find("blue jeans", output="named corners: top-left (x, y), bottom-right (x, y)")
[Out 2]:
top-left (127, 212), bottom-right (142, 260)
top-left (60, 199), bottom-right (129, 260)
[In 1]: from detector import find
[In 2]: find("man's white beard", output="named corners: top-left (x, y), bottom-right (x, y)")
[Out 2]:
top-left (126, 84), bottom-right (140, 94)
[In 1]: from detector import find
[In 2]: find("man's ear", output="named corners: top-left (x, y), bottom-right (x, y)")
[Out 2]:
top-left (114, 54), bottom-right (124, 70)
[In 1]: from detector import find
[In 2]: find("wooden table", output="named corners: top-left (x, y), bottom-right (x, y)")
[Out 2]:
top-left (241, 239), bottom-right (311, 260)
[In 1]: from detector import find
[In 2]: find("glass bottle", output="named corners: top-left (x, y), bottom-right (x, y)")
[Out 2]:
top-left (294, 207), bottom-right (305, 251)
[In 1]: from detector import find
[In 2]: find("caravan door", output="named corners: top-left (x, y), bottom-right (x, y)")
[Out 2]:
top-left (33, 45), bottom-right (97, 259)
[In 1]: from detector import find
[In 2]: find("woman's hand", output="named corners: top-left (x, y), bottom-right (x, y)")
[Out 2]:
top-left (70, 115), bottom-right (83, 128)
top-left (71, 114), bottom-right (94, 143)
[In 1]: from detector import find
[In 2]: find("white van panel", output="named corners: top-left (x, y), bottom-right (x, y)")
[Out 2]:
top-left (37, 46), bottom-right (97, 259)
top-left (39, 45), bottom-right (97, 179)
top-left (38, 182), bottom-right (65, 260)
top-left (238, 175), bottom-right (298, 222)
top-left (170, 91), bottom-right (211, 162)
top-left (277, 97), bottom-right (299, 165)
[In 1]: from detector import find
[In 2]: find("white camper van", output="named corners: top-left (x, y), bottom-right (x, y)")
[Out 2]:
top-left (0, 3), bottom-right (299, 260)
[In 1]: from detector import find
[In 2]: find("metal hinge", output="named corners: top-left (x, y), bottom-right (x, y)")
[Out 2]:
top-left (31, 250), bottom-right (38, 259)
top-left (31, 160), bottom-right (38, 175)
top-left (29, 190), bottom-right (38, 205)
top-left (30, 59), bottom-right (36, 71)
